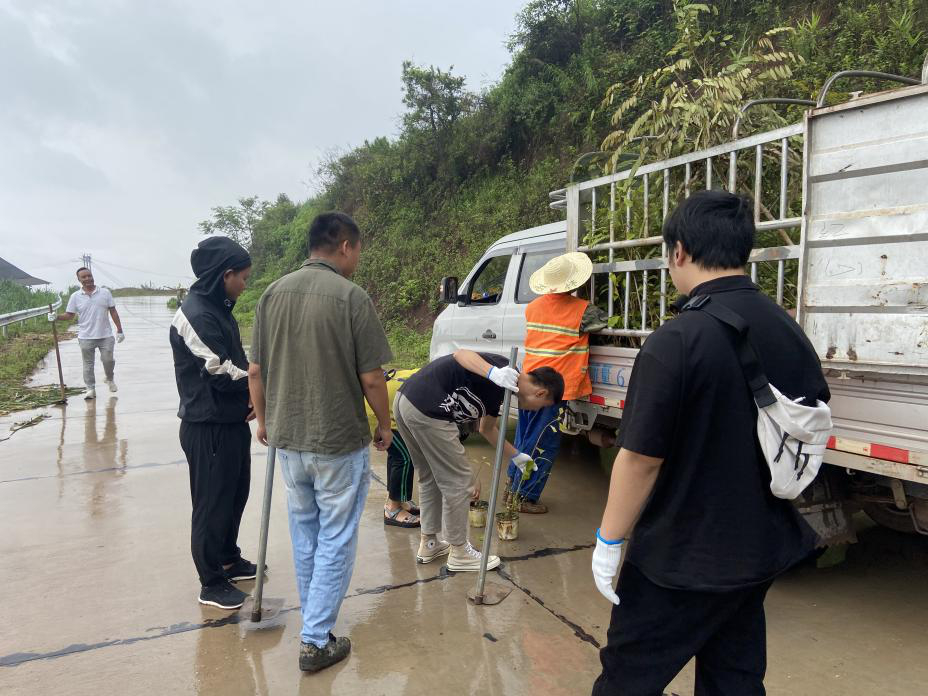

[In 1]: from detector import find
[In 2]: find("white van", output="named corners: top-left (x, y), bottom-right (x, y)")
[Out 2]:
top-left (430, 221), bottom-right (567, 362)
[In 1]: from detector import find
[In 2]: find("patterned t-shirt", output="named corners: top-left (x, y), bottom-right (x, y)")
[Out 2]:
top-left (400, 352), bottom-right (509, 423)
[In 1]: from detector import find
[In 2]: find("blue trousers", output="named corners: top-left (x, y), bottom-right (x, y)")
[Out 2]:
top-left (507, 402), bottom-right (563, 502)
top-left (278, 446), bottom-right (370, 648)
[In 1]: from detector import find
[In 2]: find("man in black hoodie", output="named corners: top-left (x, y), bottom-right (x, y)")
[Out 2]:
top-left (170, 236), bottom-right (257, 610)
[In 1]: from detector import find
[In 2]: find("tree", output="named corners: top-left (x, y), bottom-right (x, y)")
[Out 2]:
top-left (400, 61), bottom-right (474, 136)
top-left (198, 196), bottom-right (271, 249)
top-left (508, 0), bottom-right (588, 66)
top-left (601, 1), bottom-right (801, 167)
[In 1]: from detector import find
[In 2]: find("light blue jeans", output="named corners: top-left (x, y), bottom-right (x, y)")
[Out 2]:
top-left (277, 446), bottom-right (370, 648)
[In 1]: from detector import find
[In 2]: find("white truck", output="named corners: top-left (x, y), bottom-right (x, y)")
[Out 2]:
top-left (431, 69), bottom-right (928, 542)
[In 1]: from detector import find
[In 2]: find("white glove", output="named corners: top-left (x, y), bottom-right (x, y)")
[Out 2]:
top-left (47, 312), bottom-right (57, 322)
top-left (592, 530), bottom-right (624, 605)
top-left (487, 365), bottom-right (519, 392)
top-left (511, 453), bottom-right (534, 474)
top-left (116, 332), bottom-right (125, 343)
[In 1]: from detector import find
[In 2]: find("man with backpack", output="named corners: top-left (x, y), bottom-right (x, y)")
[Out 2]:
top-left (591, 191), bottom-right (830, 695)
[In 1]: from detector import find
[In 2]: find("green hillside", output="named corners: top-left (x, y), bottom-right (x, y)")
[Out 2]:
top-left (202, 0), bottom-right (926, 367)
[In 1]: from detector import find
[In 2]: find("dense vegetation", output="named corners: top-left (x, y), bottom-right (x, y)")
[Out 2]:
top-left (0, 280), bottom-right (58, 318)
top-left (199, 0), bottom-right (927, 366)
top-left (0, 281), bottom-right (79, 415)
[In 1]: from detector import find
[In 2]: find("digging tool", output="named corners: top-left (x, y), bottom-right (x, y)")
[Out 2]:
top-left (468, 346), bottom-right (518, 606)
top-left (48, 303), bottom-right (67, 404)
top-left (250, 445), bottom-right (277, 624)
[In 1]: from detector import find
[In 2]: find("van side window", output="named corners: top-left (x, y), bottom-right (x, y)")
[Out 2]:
top-left (516, 251), bottom-right (560, 303)
top-left (467, 255), bottom-right (510, 305)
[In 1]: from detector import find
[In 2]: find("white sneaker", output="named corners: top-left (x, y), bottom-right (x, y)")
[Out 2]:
top-left (83, 388), bottom-right (96, 400)
top-left (446, 542), bottom-right (500, 572)
top-left (416, 537), bottom-right (451, 564)
top-left (105, 379), bottom-right (118, 393)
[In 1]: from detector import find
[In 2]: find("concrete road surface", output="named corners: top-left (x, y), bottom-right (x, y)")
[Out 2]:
top-left (1, 296), bottom-right (927, 695)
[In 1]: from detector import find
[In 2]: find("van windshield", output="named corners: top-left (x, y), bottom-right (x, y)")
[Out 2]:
top-left (516, 251), bottom-right (560, 303)
top-left (468, 255), bottom-right (510, 304)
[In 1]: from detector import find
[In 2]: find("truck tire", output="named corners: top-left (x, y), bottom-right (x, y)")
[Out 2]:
top-left (862, 502), bottom-right (918, 534)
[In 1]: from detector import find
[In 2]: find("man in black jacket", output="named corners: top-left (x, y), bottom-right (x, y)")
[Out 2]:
top-left (170, 236), bottom-right (257, 610)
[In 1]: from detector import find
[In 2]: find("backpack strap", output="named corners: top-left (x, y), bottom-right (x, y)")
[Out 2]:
top-left (682, 294), bottom-right (777, 408)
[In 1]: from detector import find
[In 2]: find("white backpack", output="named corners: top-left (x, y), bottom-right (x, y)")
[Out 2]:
top-left (684, 295), bottom-right (833, 500)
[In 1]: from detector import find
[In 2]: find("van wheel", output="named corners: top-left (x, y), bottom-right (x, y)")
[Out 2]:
top-left (862, 502), bottom-right (917, 534)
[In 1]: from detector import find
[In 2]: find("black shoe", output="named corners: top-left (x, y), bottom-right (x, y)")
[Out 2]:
top-left (299, 634), bottom-right (351, 672)
top-left (198, 580), bottom-right (248, 609)
top-left (225, 558), bottom-right (267, 582)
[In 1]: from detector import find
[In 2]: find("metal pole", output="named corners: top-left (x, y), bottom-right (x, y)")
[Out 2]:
top-left (48, 304), bottom-right (66, 403)
top-left (250, 445), bottom-right (276, 622)
top-left (474, 346), bottom-right (519, 603)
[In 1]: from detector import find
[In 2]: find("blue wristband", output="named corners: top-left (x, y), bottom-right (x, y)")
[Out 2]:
top-left (596, 528), bottom-right (625, 545)
top-left (487, 366), bottom-right (495, 379)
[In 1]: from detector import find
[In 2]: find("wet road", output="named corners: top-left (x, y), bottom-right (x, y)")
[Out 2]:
top-left (1, 296), bottom-right (927, 695)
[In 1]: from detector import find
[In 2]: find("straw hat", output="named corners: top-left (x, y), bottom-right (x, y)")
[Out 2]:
top-left (529, 252), bottom-right (593, 295)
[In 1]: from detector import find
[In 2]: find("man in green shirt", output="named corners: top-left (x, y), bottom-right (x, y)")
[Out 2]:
top-left (248, 212), bottom-right (393, 674)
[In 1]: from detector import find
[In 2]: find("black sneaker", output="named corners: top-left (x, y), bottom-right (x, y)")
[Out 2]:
top-left (299, 634), bottom-right (351, 672)
top-left (198, 580), bottom-right (248, 609)
top-left (224, 558), bottom-right (267, 582)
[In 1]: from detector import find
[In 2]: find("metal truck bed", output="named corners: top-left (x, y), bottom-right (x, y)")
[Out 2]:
top-left (566, 84), bottom-right (928, 481)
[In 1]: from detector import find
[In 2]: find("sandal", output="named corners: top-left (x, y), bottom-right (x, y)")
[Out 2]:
top-left (384, 506), bottom-right (420, 528)
top-left (402, 501), bottom-right (420, 516)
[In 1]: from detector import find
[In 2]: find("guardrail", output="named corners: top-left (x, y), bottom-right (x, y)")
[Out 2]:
top-left (0, 297), bottom-right (62, 337)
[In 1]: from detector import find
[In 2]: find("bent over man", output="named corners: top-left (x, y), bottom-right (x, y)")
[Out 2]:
top-left (395, 350), bottom-right (563, 572)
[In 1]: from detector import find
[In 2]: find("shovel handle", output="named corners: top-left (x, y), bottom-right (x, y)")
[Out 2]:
top-left (48, 304), bottom-right (66, 403)
top-left (251, 445), bottom-right (276, 622)
top-left (474, 346), bottom-right (518, 602)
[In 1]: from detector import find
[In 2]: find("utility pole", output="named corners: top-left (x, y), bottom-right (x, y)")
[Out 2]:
top-left (82, 253), bottom-right (92, 271)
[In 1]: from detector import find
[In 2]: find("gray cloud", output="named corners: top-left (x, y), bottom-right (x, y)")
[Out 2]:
top-left (0, 0), bottom-right (521, 289)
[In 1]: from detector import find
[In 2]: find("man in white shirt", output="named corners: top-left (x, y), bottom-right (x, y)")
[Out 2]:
top-left (49, 267), bottom-right (125, 400)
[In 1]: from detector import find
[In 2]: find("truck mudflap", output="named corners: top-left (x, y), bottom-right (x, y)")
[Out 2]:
top-left (795, 468), bottom-right (857, 547)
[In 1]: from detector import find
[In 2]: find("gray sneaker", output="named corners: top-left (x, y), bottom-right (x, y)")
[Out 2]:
top-left (299, 634), bottom-right (351, 672)
top-left (416, 537), bottom-right (451, 564)
top-left (447, 541), bottom-right (500, 572)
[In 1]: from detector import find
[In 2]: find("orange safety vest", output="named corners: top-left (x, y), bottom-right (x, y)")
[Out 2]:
top-left (523, 294), bottom-right (592, 401)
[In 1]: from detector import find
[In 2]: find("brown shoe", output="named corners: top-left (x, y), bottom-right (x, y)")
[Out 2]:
top-left (300, 634), bottom-right (351, 672)
top-left (519, 500), bottom-right (548, 514)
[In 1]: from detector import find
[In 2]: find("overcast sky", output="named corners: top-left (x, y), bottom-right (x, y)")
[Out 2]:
top-left (0, 0), bottom-right (523, 291)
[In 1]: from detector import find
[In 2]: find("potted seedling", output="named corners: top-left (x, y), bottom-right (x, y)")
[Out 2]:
top-left (495, 417), bottom-right (560, 541)
top-left (496, 458), bottom-right (534, 540)
top-left (469, 499), bottom-right (489, 528)
top-left (469, 458), bottom-right (491, 527)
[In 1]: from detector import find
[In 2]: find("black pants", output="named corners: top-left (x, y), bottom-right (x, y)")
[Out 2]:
top-left (386, 429), bottom-right (415, 502)
top-left (180, 421), bottom-right (251, 587)
top-left (593, 563), bottom-right (772, 696)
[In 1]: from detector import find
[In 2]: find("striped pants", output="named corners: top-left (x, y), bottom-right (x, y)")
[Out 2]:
top-left (386, 429), bottom-right (415, 502)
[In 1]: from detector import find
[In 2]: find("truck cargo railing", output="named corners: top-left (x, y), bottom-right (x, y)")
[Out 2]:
top-left (565, 122), bottom-right (804, 339)
top-left (563, 53), bottom-right (928, 343)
